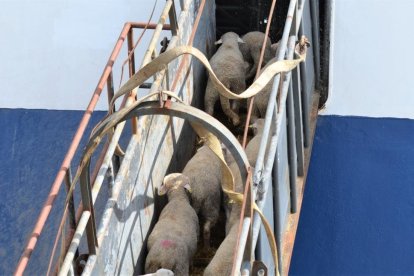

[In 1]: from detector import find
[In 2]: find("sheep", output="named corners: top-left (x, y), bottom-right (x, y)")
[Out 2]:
top-left (239, 31), bottom-right (273, 80)
top-left (251, 40), bottom-right (281, 118)
top-left (245, 118), bottom-right (267, 166)
top-left (182, 145), bottom-right (222, 251)
top-left (220, 144), bottom-right (244, 235)
top-left (271, 41), bottom-right (280, 57)
top-left (145, 173), bottom-right (199, 276)
top-left (250, 57), bottom-right (278, 118)
top-left (204, 32), bottom-right (247, 126)
top-left (203, 220), bottom-right (241, 276)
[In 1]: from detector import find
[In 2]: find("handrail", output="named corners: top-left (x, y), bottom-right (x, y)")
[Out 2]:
top-left (233, 0), bottom-right (308, 275)
top-left (14, 21), bottom-right (171, 276)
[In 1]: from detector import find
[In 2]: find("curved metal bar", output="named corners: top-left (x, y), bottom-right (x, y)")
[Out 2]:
top-left (78, 101), bottom-right (251, 261)
top-left (87, 101), bottom-right (249, 179)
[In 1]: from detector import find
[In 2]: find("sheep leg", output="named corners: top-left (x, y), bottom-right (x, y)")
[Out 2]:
top-left (220, 95), bottom-right (240, 126)
top-left (246, 64), bottom-right (257, 79)
top-left (231, 100), bottom-right (240, 114)
top-left (203, 220), bottom-right (211, 250)
top-left (204, 80), bottom-right (219, 116)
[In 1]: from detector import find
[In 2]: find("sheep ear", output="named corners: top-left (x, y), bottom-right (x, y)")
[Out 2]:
top-left (214, 39), bottom-right (223, 45)
top-left (158, 184), bottom-right (168, 196)
top-left (237, 37), bottom-right (245, 43)
top-left (184, 183), bottom-right (192, 193)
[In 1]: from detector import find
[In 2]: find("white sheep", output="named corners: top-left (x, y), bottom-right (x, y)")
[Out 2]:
top-left (145, 173), bottom-right (199, 276)
top-left (239, 31), bottom-right (273, 80)
top-left (182, 145), bottom-right (222, 251)
top-left (250, 57), bottom-right (278, 118)
top-left (203, 220), bottom-right (241, 276)
top-left (204, 32), bottom-right (247, 126)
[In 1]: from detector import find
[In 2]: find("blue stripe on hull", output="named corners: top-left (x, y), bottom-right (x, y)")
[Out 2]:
top-left (290, 115), bottom-right (414, 275)
top-left (0, 108), bottom-right (107, 275)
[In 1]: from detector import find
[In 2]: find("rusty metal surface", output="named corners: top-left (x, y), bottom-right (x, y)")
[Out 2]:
top-left (82, 0), bottom-right (216, 275)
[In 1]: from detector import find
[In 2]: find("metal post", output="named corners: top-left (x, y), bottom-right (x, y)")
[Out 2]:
top-left (106, 72), bottom-right (121, 173)
top-left (292, 64), bottom-right (305, 176)
top-left (141, 0), bottom-right (174, 67)
top-left (64, 168), bottom-right (77, 235)
top-left (287, 75), bottom-right (298, 214)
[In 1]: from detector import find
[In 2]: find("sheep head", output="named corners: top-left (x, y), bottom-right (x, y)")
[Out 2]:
top-left (159, 173), bottom-right (191, 196)
top-left (215, 32), bottom-right (244, 45)
top-left (250, 118), bottom-right (265, 135)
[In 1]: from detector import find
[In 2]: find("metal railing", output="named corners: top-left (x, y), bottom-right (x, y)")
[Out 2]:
top-left (232, 0), bottom-right (317, 274)
top-left (14, 16), bottom-right (173, 276)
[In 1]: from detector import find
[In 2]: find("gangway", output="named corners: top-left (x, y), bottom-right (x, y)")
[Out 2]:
top-left (15, 0), bottom-right (321, 275)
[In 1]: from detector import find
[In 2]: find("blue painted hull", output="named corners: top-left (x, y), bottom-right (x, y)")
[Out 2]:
top-left (0, 109), bottom-right (106, 275)
top-left (291, 115), bottom-right (414, 275)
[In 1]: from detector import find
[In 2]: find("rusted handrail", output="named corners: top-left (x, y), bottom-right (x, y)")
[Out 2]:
top-left (15, 21), bottom-right (170, 276)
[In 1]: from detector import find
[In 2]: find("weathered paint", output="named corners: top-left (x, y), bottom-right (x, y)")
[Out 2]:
top-left (82, 0), bottom-right (216, 274)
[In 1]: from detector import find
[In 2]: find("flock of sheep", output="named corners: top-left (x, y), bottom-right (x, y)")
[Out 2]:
top-left (144, 31), bottom-right (279, 276)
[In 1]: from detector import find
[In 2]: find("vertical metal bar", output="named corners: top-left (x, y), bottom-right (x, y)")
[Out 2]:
top-left (299, 24), bottom-right (310, 148)
top-left (292, 65), bottom-right (305, 176)
top-left (287, 80), bottom-right (298, 214)
top-left (127, 30), bottom-right (136, 76)
top-left (309, 0), bottom-right (321, 89)
top-left (80, 161), bottom-right (97, 254)
top-left (272, 148), bottom-right (283, 275)
top-left (59, 211), bottom-right (92, 276)
top-left (106, 72), bottom-right (121, 173)
top-left (168, 0), bottom-right (179, 36)
top-left (127, 29), bottom-right (139, 134)
top-left (64, 168), bottom-right (77, 234)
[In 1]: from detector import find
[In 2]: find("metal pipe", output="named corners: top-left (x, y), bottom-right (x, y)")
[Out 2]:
top-left (286, 72), bottom-right (298, 213)
top-left (59, 211), bottom-right (91, 276)
top-left (233, 218), bottom-right (252, 272)
top-left (309, 0), bottom-right (321, 89)
top-left (251, 35), bottom-right (297, 259)
top-left (234, 0), bottom-right (299, 274)
top-left (14, 22), bottom-right (133, 276)
top-left (253, 0), bottom-right (297, 194)
top-left (127, 29), bottom-right (139, 134)
top-left (141, 0), bottom-right (173, 67)
top-left (130, 22), bottom-right (171, 30)
top-left (64, 168), bottom-right (77, 235)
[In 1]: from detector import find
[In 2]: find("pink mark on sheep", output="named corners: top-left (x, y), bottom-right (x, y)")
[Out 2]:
top-left (160, 240), bottom-right (176, 248)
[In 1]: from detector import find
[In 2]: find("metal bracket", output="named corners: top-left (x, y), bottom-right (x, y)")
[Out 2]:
top-left (252, 260), bottom-right (268, 276)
